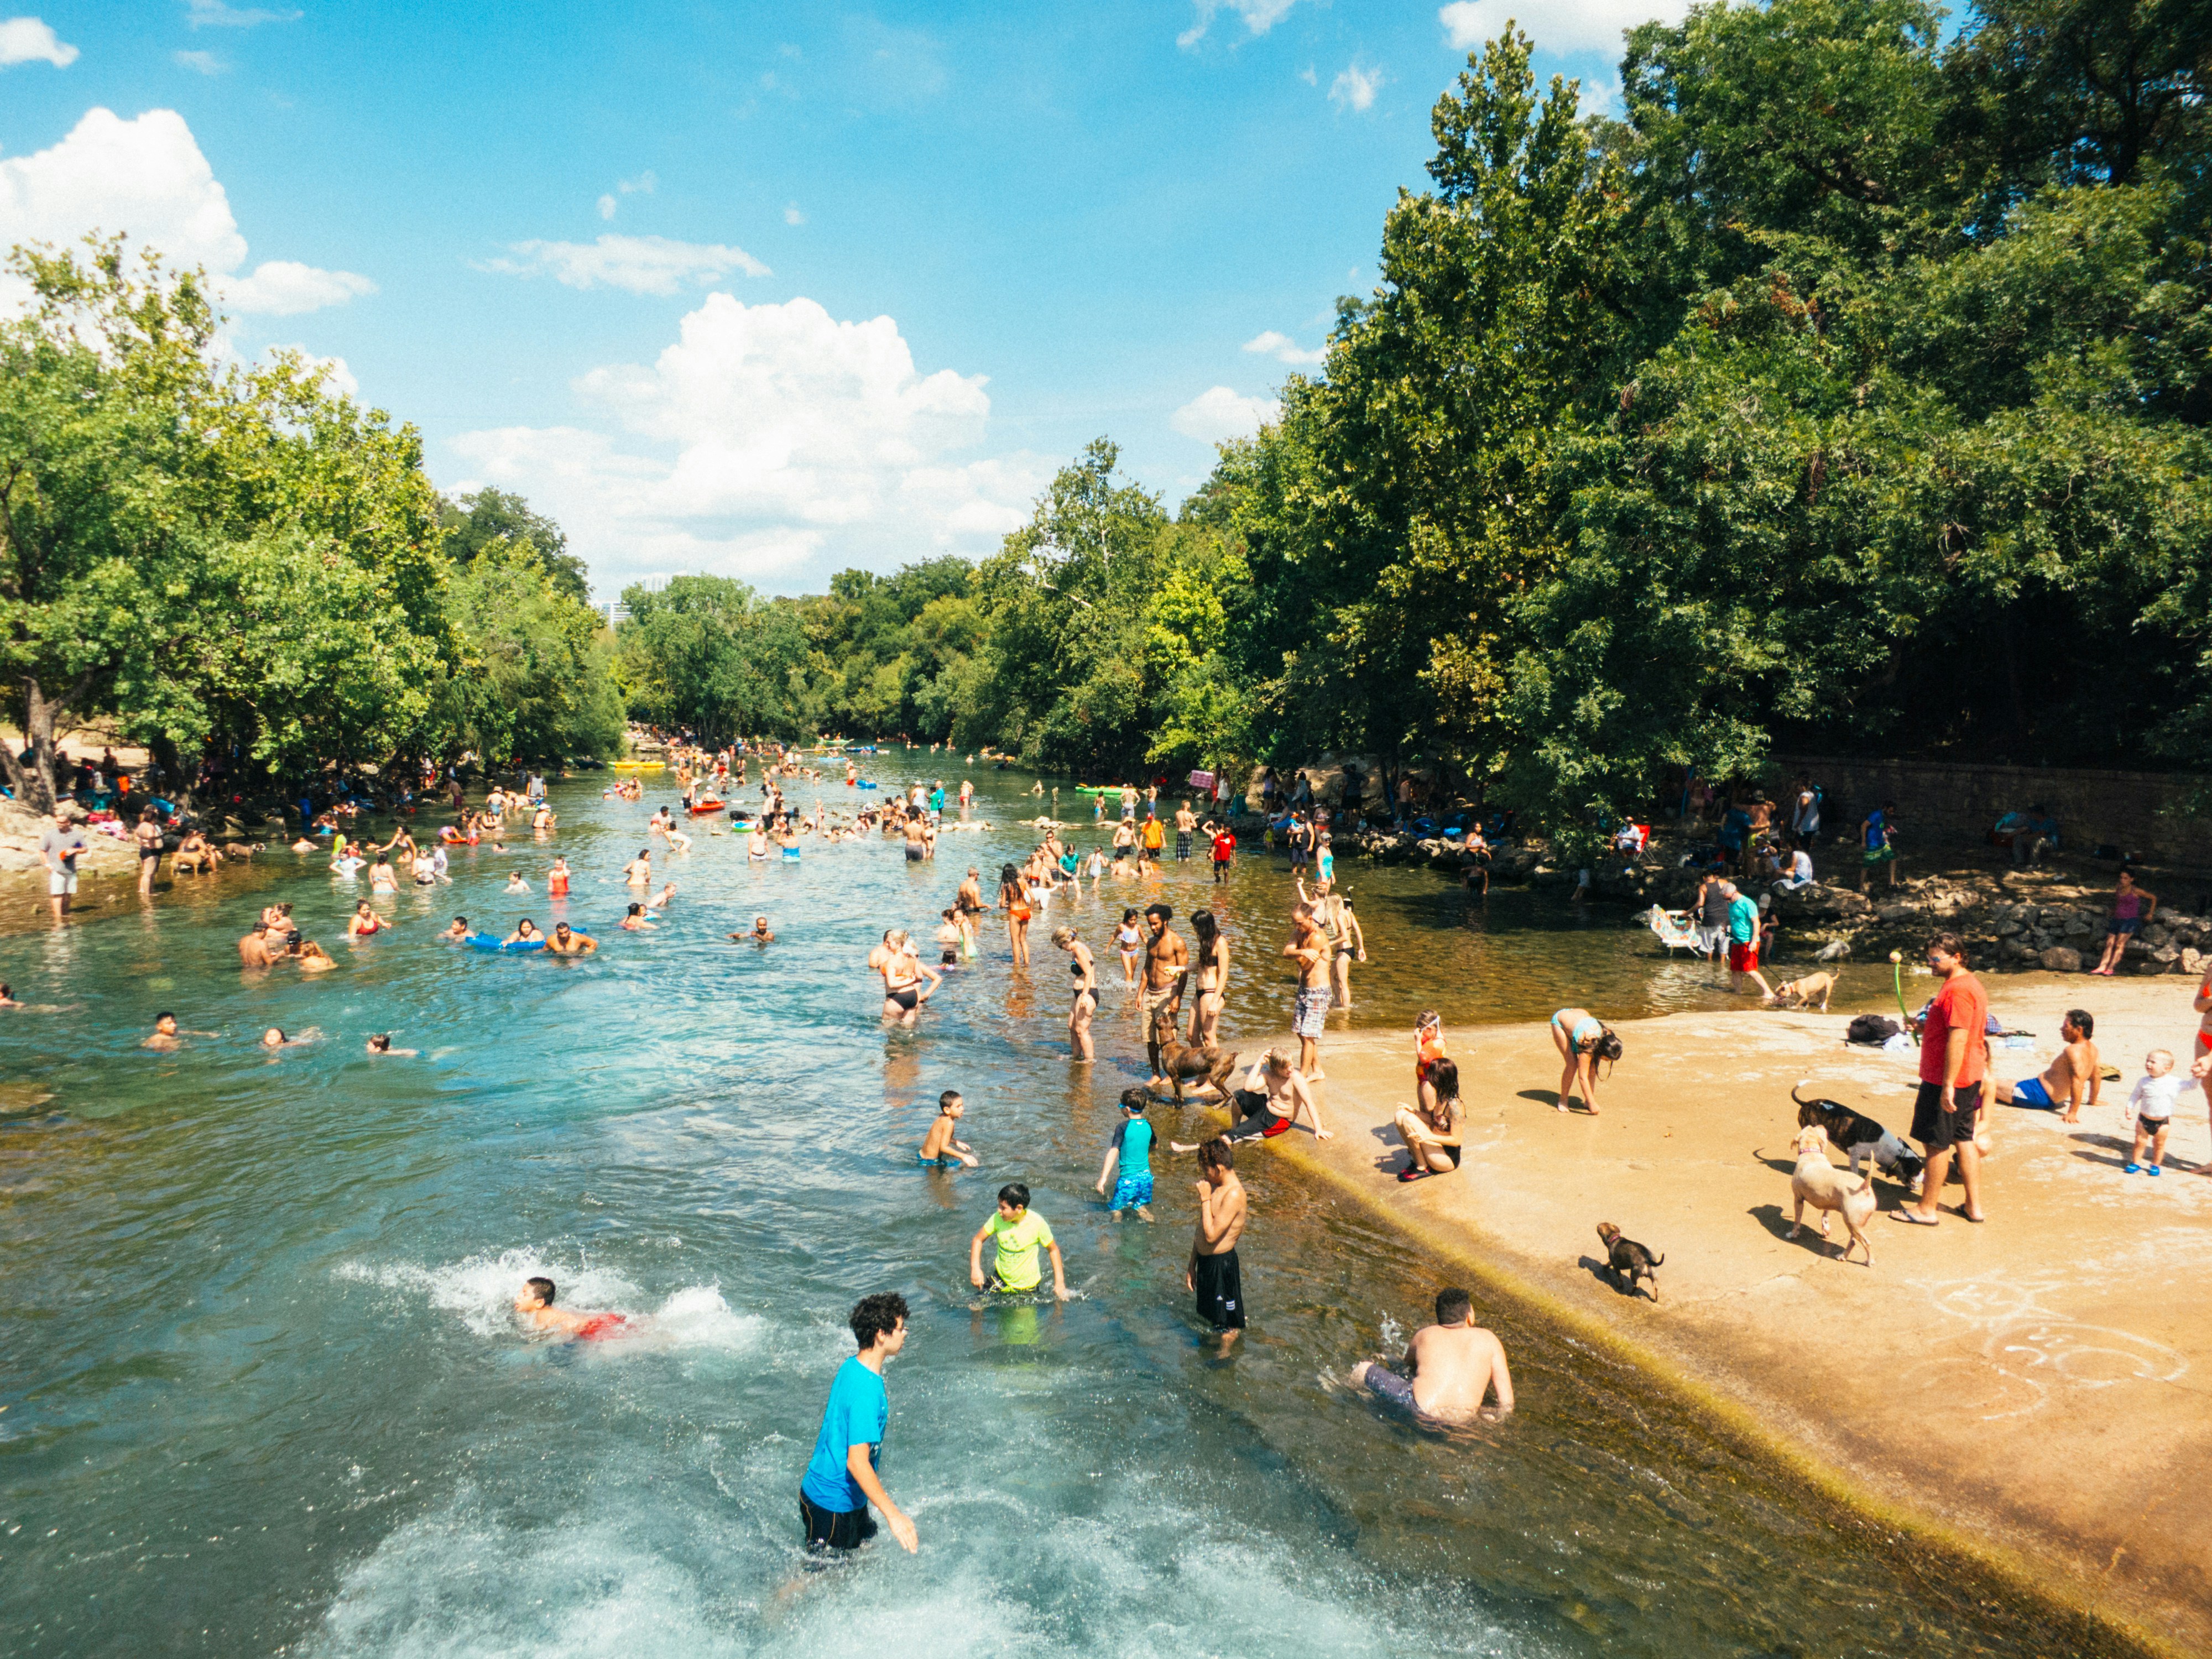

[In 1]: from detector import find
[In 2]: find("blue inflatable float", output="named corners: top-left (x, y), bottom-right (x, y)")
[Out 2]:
top-left (466, 933), bottom-right (546, 953)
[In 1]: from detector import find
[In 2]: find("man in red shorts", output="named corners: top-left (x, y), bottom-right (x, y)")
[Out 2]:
top-left (1723, 881), bottom-right (1773, 999)
top-left (1896, 933), bottom-right (1989, 1225)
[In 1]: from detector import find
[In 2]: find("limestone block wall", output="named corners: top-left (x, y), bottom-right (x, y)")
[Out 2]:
top-left (1765, 755), bottom-right (2212, 868)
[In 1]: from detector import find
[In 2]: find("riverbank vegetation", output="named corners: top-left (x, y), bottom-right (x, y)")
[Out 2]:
top-left (0, 241), bottom-right (622, 812)
top-left (615, 0), bottom-right (2208, 828)
top-left (8, 0), bottom-right (2200, 832)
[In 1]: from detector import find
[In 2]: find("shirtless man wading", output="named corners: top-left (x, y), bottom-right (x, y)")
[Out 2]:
top-left (1352, 1287), bottom-right (1514, 1422)
top-left (1186, 1136), bottom-right (1248, 1349)
top-left (1284, 902), bottom-right (1333, 1079)
top-left (1993, 1008), bottom-right (2100, 1123)
top-left (1141, 904), bottom-right (1190, 1087)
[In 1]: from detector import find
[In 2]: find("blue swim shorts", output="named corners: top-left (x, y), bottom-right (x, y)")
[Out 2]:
top-left (1110, 1171), bottom-right (1154, 1211)
top-left (2012, 1076), bottom-right (2056, 1109)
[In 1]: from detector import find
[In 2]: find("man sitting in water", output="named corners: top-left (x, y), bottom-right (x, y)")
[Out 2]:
top-left (1993, 1008), bottom-right (2100, 1123)
top-left (366, 1034), bottom-right (420, 1056)
top-left (238, 922), bottom-right (275, 967)
top-left (546, 922), bottom-right (597, 956)
top-left (439, 916), bottom-right (471, 941)
top-left (1352, 1286), bottom-right (1515, 1423)
top-left (144, 1012), bottom-right (182, 1050)
top-left (732, 915), bottom-right (775, 945)
top-left (917, 1091), bottom-right (979, 1168)
top-left (514, 1276), bottom-right (630, 1341)
top-left (968, 1182), bottom-right (1070, 1299)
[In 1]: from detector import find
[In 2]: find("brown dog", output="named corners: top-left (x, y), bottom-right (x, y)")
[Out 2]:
top-left (1766, 972), bottom-right (1837, 1011)
top-left (1595, 1222), bottom-right (1663, 1302)
top-left (1149, 1011), bottom-right (1237, 1104)
top-left (1788, 1124), bottom-right (1876, 1265)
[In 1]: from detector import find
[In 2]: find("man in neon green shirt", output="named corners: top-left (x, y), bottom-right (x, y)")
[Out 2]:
top-left (968, 1182), bottom-right (1070, 1299)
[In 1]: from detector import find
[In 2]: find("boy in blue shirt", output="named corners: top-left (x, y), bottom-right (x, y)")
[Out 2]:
top-left (1095, 1088), bottom-right (1156, 1222)
top-left (799, 1292), bottom-right (918, 1554)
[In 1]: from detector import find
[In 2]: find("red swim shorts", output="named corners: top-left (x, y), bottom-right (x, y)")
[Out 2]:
top-left (1729, 942), bottom-right (1760, 973)
top-left (576, 1313), bottom-right (629, 1342)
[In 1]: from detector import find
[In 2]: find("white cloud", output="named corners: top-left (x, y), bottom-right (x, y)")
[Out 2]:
top-left (0, 107), bottom-right (373, 316)
top-left (595, 170), bottom-right (655, 221)
top-left (448, 293), bottom-right (1051, 594)
top-left (478, 234), bottom-right (769, 296)
top-left (1439, 0), bottom-right (1686, 56)
top-left (186, 0), bottom-right (301, 27)
top-left (227, 259), bottom-right (376, 315)
top-left (1299, 64), bottom-right (1317, 85)
top-left (1171, 385), bottom-right (1280, 444)
top-left (0, 15), bottom-right (77, 66)
top-left (1242, 328), bottom-right (1326, 366)
top-left (1177, 0), bottom-right (1298, 49)
top-left (784, 202), bottom-right (805, 226)
top-left (1329, 62), bottom-right (1383, 113)
top-left (172, 48), bottom-right (223, 73)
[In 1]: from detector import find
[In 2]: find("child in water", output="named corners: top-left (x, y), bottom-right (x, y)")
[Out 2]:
top-left (1095, 1088), bottom-right (1156, 1222)
top-left (1116, 909), bottom-right (1142, 985)
top-left (917, 1091), bottom-right (979, 1168)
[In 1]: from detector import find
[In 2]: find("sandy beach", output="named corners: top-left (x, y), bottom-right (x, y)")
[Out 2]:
top-left (1215, 975), bottom-right (2212, 1653)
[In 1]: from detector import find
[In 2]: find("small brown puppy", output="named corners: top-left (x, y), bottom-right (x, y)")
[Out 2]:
top-left (1766, 972), bottom-right (1837, 1011)
top-left (1150, 1010), bottom-right (1238, 1104)
top-left (1788, 1123), bottom-right (1876, 1265)
top-left (1595, 1222), bottom-right (1663, 1302)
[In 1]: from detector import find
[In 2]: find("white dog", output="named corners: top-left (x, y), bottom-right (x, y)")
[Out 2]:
top-left (1788, 1124), bottom-right (1876, 1266)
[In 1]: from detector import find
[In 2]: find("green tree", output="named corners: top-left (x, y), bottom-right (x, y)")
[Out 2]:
top-left (440, 487), bottom-right (591, 603)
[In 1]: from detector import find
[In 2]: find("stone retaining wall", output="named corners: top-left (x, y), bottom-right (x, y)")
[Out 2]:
top-left (1766, 754), bottom-right (2212, 868)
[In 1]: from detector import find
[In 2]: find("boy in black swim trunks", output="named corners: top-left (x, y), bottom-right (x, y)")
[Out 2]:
top-left (1186, 1138), bottom-right (1248, 1347)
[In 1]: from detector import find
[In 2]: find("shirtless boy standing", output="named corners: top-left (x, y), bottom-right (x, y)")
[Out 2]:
top-left (1187, 1137), bottom-right (1248, 1348)
top-left (1352, 1286), bottom-right (1515, 1422)
top-left (1284, 902), bottom-right (1332, 1079)
top-left (1994, 1008), bottom-right (2100, 1123)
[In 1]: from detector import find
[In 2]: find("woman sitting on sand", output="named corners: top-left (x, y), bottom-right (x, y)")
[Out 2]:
top-left (1391, 1057), bottom-right (1465, 1182)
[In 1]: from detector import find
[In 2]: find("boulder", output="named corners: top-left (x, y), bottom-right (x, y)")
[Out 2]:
top-left (2039, 946), bottom-right (2084, 972)
top-left (1773, 883), bottom-right (1871, 921)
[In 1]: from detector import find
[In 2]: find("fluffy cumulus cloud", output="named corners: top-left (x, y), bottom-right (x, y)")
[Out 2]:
top-left (1171, 385), bottom-right (1280, 444)
top-left (1243, 329), bottom-right (1326, 366)
top-left (1329, 61), bottom-right (1383, 112)
top-left (477, 234), bottom-right (769, 296)
top-left (1177, 0), bottom-right (1298, 49)
top-left (448, 293), bottom-right (1050, 593)
top-left (1439, 0), bottom-right (1686, 56)
top-left (0, 107), bottom-right (373, 315)
top-left (0, 15), bottom-right (77, 66)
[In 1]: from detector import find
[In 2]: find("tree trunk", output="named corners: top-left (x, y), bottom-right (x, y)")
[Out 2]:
top-left (7, 678), bottom-right (60, 813)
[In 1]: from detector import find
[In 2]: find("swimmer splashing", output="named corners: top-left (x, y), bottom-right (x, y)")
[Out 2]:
top-left (514, 1276), bottom-right (630, 1341)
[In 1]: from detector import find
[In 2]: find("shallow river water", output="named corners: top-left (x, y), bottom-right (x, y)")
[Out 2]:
top-left (0, 761), bottom-right (2139, 1657)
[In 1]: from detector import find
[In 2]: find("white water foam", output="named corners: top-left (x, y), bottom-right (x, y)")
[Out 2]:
top-left (335, 1248), bottom-right (763, 1350)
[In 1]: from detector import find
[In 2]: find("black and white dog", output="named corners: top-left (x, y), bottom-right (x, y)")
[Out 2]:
top-left (1792, 1081), bottom-right (1927, 1192)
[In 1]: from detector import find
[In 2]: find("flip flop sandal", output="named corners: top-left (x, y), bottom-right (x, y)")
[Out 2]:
top-left (1890, 1210), bottom-right (1940, 1226)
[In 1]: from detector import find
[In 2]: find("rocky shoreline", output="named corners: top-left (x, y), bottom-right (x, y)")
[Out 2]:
top-left (1339, 823), bottom-right (2209, 976)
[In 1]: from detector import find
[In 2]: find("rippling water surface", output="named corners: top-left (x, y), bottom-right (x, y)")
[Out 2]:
top-left (0, 760), bottom-right (2133, 1657)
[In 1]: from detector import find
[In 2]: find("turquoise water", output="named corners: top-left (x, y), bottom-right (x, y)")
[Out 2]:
top-left (0, 764), bottom-right (2136, 1657)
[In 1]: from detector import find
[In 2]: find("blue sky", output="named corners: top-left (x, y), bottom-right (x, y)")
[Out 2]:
top-left (0, 2), bottom-right (1668, 598)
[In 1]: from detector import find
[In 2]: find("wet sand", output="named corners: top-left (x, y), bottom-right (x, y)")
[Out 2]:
top-left (1224, 976), bottom-right (2210, 1653)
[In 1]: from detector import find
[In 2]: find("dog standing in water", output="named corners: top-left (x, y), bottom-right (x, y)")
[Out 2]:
top-left (1787, 1124), bottom-right (1876, 1265)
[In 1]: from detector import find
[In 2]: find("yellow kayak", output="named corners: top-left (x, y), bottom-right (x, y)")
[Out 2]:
top-left (612, 761), bottom-right (667, 772)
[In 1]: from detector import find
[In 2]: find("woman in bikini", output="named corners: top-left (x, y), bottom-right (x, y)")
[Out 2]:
top-left (1115, 908), bottom-right (1142, 987)
top-left (134, 808), bottom-right (165, 895)
top-left (1053, 926), bottom-right (1098, 1061)
top-left (1550, 1008), bottom-right (1623, 1114)
top-left (1000, 864), bottom-right (1032, 966)
top-left (370, 854), bottom-right (399, 893)
top-left (1188, 909), bottom-right (1229, 1047)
